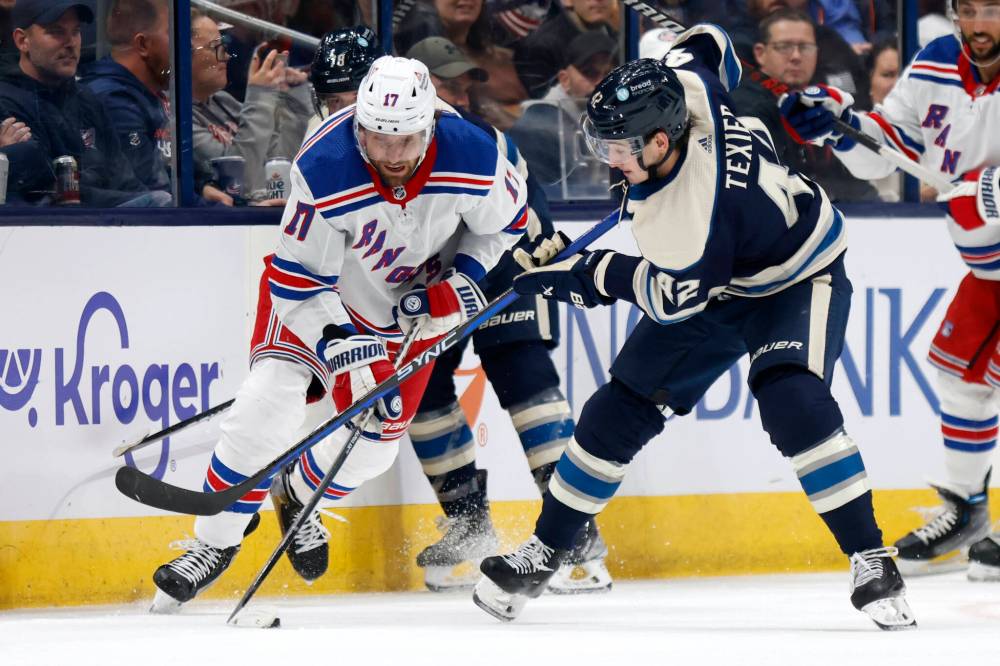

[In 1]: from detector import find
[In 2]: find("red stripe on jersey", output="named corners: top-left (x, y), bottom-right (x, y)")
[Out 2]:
top-left (867, 112), bottom-right (920, 161)
top-left (941, 425), bottom-right (998, 441)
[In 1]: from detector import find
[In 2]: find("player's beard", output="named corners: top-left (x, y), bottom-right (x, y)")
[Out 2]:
top-left (963, 30), bottom-right (1000, 64)
top-left (373, 160), bottom-right (419, 188)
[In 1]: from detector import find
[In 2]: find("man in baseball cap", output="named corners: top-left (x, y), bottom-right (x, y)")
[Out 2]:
top-left (406, 36), bottom-right (487, 111)
top-left (12, 0), bottom-right (94, 31)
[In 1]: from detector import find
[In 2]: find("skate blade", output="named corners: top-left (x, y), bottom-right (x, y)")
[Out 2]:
top-left (896, 549), bottom-right (969, 576)
top-left (149, 589), bottom-right (184, 615)
top-left (967, 561), bottom-right (1000, 582)
top-left (861, 597), bottom-right (917, 631)
top-left (424, 562), bottom-right (483, 592)
top-left (472, 577), bottom-right (528, 622)
top-left (548, 560), bottom-right (613, 595)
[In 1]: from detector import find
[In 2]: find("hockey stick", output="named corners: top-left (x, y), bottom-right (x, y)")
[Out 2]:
top-left (621, 0), bottom-right (956, 193)
top-left (114, 206), bottom-right (624, 516)
top-left (112, 399), bottom-right (234, 458)
top-left (227, 322), bottom-right (422, 626)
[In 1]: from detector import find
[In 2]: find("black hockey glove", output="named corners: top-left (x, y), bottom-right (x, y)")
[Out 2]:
top-left (512, 249), bottom-right (616, 309)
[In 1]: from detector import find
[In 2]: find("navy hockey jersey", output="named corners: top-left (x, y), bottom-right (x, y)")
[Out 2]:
top-left (597, 24), bottom-right (846, 324)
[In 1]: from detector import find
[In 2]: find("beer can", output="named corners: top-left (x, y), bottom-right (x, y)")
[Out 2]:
top-left (0, 152), bottom-right (8, 205)
top-left (265, 158), bottom-right (292, 200)
top-left (210, 155), bottom-right (245, 199)
top-left (53, 155), bottom-right (80, 205)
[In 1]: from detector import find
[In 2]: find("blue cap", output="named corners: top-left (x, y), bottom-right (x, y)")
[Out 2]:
top-left (12, 1), bottom-right (95, 30)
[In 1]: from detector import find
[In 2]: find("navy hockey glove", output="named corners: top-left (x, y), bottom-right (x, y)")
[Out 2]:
top-left (778, 85), bottom-right (859, 150)
top-left (512, 249), bottom-right (616, 309)
top-left (395, 270), bottom-right (488, 339)
top-left (319, 332), bottom-right (402, 422)
top-left (513, 230), bottom-right (571, 271)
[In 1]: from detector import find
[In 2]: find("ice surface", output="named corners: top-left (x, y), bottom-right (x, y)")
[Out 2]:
top-left (2, 573), bottom-right (998, 665)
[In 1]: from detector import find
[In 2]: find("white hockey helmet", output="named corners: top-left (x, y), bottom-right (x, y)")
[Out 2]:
top-left (354, 55), bottom-right (437, 161)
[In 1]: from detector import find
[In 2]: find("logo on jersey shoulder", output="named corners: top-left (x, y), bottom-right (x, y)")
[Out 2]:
top-left (698, 136), bottom-right (713, 154)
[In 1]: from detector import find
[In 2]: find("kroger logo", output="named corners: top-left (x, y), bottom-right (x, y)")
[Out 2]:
top-left (0, 292), bottom-right (222, 480)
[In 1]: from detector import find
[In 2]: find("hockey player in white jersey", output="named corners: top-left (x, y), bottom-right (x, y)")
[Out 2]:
top-left (150, 55), bottom-right (527, 610)
top-left (471, 24), bottom-right (916, 631)
top-left (779, 0), bottom-right (1000, 580)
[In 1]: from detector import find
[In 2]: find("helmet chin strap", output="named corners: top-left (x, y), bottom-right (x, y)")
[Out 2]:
top-left (637, 141), bottom-right (677, 182)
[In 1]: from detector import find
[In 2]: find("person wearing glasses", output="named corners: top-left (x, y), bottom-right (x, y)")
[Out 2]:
top-left (0, 0), bottom-right (166, 206)
top-left (729, 8), bottom-right (878, 202)
top-left (190, 9), bottom-right (311, 205)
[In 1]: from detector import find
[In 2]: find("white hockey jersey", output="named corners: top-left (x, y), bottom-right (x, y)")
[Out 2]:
top-left (836, 35), bottom-right (1000, 279)
top-left (267, 106), bottom-right (528, 354)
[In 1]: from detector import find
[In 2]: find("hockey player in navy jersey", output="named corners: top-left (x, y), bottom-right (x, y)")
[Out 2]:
top-left (150, 55), bottom-right (528, 611)
top-left (471, 25), bottom-right (916, 630)
top-left (779, 0), bottom-right (1000, 580)
top-left (407, 80), bottom-right (611, 593)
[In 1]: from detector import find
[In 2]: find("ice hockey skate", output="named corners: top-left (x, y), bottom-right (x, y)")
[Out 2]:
top-left (473, 535), bottom-right (567, 621)
top-left (893, 483), bottom-right (990, 575)
top-left (151, 513), bottom-right (260, 613)
top-left (417, 509), bottom-right (499, 592)
top-left (548, 518), bottom-right (613, 594)
top-left (968, 533), bottom-right (1000, 581)
top-left (270, 461), bottom-right (330, 582)
top-left (849, 547), bottom-right (917, 630)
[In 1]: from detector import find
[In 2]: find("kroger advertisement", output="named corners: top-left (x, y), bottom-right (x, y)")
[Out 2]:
top-left (0, 217), bottom-right (988, 523)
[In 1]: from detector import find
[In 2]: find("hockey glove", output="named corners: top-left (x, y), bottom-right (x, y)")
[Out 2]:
top-left (512, 249), bottom-right (616, 309)
top-left (778, 85), bottom-right (859, 150)
top-left (320, 333), bottom-right (402, 422)
top-left (938, 167), bottom-right (1000, 230)
top-left (513, 230), bottom-right (571, 271)
top-left (395, 270), bottom-right (488, 340)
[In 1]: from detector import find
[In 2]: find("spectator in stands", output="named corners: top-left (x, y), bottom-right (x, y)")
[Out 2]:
top-left (730, 8), bottom-right (879, 202)
top-left (509, 30), bottom-right (616, 195)
top-left (513, 0), bottom-right (618, 99)
top-left (81, 0), bottom-right (231, 205)
top-left (0, 0), bottom-right (168, 206)
top-left (865, 37), bottom-right (901, 201)
top-left (734, 0), bottom-right (871, 108)
top-left (407, 35), bottom-right (489, 112)
top-left (0, 115), bottom-right (30, 146)
top-left (396, 0), bottom-right (527, 106)
top-left (191, 9), bottom-right (312, 205)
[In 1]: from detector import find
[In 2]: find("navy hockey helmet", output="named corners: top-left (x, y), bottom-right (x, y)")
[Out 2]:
top-left (583, 58), bottom-right (688, 166)
top-left (310, 26), bottom-right (380, 96)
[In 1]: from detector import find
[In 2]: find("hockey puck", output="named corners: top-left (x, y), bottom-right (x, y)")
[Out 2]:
top-left (228, 610), bottom-right (281, 629)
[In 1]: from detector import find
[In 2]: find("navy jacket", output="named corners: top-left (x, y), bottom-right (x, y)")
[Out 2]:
top-left (79, 57), bottom-right (172, 194)
top-left (0, 63), bottom-right (148, 206)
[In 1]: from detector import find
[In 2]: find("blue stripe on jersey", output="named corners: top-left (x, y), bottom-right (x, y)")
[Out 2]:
top-left (916, 34), bottom-right (961, 65)
top-left (941, 413), bottom-right (999, 429)
top-left (909, 73), bottom-right (964, 88)
top-left (965, 256), bottom-right (1000, 271)
top-left (734, 209), bottom-right (844, 295)
top-left (422, 185), bottom-right (490, 197)
top-left (269, 284), bottom-right (334, 301)
top-left (270, 256), bottom-right (339, 285)
top-left (798, 452), bottom-right (865, 496)
top-left (297, 117), bottom-right (373, 202)
top-left (453, 253), bottom-right (486, 282)
top-left (895, 126), bottom-right (926, 154)
top-left (320, 194), bottom-right (383, 219)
